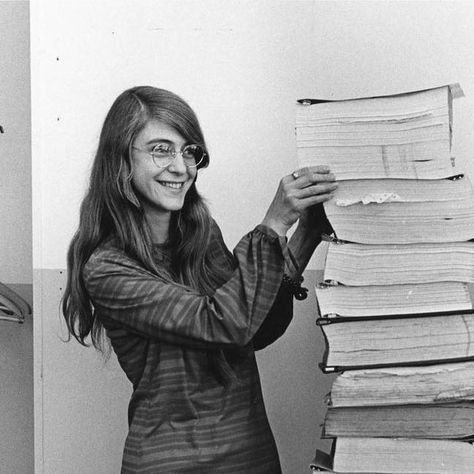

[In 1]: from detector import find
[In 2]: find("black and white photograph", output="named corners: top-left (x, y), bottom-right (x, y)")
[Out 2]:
top-left (1, 1), bottom-right (474, 473)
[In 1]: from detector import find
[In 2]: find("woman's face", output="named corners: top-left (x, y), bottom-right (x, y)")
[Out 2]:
top-left (131, 120), bottom-right (198, 219)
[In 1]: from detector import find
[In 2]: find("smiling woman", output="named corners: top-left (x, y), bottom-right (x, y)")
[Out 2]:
top-left (61, 85), bottom-right (336, 474)
top-left (130, 121), bottom-right (200, 243)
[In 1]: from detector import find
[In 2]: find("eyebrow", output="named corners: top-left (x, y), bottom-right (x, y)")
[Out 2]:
top-left (144, 138), bottom-right (174, 146)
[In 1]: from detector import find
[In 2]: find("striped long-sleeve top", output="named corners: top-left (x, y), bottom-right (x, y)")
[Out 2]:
top-left (83, 222), bottom-right (294, 474)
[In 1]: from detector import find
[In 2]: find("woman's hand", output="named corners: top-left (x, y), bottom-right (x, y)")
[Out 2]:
top-left (261, 166), bottom-right (337, 236)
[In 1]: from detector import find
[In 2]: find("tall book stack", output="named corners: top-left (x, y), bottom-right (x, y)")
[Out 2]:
top-left (295, 84), bottom-right (474, 474)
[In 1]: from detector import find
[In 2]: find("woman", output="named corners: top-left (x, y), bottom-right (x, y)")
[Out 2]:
top-left (62, 86), bottom-right (336, 473)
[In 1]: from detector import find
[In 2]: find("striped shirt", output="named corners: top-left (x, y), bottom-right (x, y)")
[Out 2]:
top-left (83, 223), bottom-right (294, 473)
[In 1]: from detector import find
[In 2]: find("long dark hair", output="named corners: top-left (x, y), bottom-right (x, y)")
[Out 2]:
top-left (62, 86), bottom-right (226, 351)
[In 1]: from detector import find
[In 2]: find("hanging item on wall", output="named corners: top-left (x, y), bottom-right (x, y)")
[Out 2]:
top-left (0, 282), bottom-right (31, 323)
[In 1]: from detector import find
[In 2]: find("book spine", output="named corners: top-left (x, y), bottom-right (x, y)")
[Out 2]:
top-left (321, 234), bottom-right (349, 245)
top-left (309, 449), bottom-right (334, 471)
top-left (317, 308), bottom-right (474, 323)
top-left (318, 325), bottom-right (331, 373)
top-left (320, 355), bottom-right (474, 373)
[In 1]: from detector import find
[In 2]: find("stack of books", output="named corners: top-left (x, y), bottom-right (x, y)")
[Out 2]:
top-left (296, 84), bottom-right (474, 473)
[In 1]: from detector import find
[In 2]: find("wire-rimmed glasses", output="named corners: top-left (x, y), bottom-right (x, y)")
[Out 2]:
top-left (132, 143), bottom-right (207, 168)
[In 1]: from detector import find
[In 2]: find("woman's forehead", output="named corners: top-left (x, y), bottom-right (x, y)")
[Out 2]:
top-left (136, 119), bottom-right (185, 146)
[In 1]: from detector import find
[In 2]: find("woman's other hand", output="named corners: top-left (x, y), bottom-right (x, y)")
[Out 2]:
top-left (261, 166), bottom-right (337, 236)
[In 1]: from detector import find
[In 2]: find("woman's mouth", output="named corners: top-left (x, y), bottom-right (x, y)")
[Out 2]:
top-left (157, 181), bottom-right (185, 189)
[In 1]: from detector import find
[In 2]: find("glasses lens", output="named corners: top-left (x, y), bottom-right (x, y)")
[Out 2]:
top-left (182, 144), bottom-right (205, 167)
top-left (151, 143), bottom-right (173, 167)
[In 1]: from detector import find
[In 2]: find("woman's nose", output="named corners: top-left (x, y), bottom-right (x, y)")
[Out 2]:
top-left (167, 151), bottom-right (188, 173)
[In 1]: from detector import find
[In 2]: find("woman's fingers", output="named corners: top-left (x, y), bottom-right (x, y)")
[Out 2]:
top-left (296, 165), bottom-right (331, 175)
top-left (289, 166), bottom-right (338, 203)
top-left (296, 181), bottom-right (338, 200)
top-left (262, 165), bottom-right (336, 236)
top-left (299, 191), bottom-right (335, 208)
top-left (281, 166), bottom-right (337, 211)
top-left (290, 166), bottom-right (336, 189)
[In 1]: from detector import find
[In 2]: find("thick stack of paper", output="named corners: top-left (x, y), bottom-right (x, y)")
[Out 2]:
top-left (324, 176), bottom-right (474, 244)
top-left (322, 240), bottom-right (474, 286)
top-left (310, 438), bottom-right (474, 474)
top-left (318, 312), bottom-right (474, 370)
top-left (327, 362), bottom-right (474, 407)
top-left (315, 280), bottom-right (473, 317)
top-left (296, 85), bottom-right (463, 180)
top-left (297, 84), bottom-right (474, 474)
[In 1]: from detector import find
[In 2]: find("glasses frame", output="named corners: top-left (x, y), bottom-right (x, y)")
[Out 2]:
top-left (132, 143), bottom-right (207, 169)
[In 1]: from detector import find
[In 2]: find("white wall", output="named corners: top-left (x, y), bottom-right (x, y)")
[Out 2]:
top-left (31, 1), bottom-right (474, 473)
top-left (31, 0), bottom-right (474, 269)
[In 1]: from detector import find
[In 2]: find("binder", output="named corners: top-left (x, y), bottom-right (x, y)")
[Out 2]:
top-left (317, 310), bottom-right (474, 373)
top-left (323, 401), bottom-right (474, 440)
top-left (309, 447), bottom-right (334, 472)
top-left (314, 280), bottom-right (474, 318)
top-left (322, 239), bottom-right (474, 287)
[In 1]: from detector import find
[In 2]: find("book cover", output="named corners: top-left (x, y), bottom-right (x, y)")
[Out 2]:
top-left (315, 281), bottom-right (474, 318)
top-left (317, 311), bottom-right (474, 371)
top-left (324, 402), bottom-right (474, 439)
top-left (322, 240), bottom-right (474, 286)
top-left (327, 361), bottom-right (474, 407)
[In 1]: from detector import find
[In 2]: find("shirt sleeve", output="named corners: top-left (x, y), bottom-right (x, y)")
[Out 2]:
top-left (209, 221), bottom-right (294, 351)
top-left (251, 283), bottom-right (293, 351)
top-left (83, 224), bottom-right (288, 350)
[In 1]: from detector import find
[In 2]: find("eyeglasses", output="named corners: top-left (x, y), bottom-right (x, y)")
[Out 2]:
top-left (132, 143), bottom-right (207, 168)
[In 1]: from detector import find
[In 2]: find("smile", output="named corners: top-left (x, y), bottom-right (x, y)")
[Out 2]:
top-left (158, 181), bottom-right (185, 189)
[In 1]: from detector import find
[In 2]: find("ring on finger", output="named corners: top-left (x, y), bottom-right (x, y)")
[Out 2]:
top-left (292, 170), bottom-right (299, 180)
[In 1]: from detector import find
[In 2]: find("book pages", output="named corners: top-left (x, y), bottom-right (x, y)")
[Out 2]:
top-left (315, 281), bottom-right (473, 317)
top-left (324, 176), bottom-right (474, 244)
top-left (319, 313), bottom-right (474, 369)
top-left (323, 241), bottom-right (474, 286)
top-left (329, 362), bottom-right (474, 407)
top-left (296, 85), bottom-right (462, 180)
top-left (332, 437), bottom-right (474, 473)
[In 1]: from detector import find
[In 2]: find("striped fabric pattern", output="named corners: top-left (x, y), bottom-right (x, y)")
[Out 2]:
top-left (83, 223), bottom-right (293, 473)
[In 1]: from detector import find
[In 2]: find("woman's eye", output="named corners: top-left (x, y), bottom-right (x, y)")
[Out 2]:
top-left (152, 144), bottom-right (172, 155)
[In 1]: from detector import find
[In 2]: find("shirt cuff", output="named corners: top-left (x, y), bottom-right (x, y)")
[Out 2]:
top-left (251, 225), bottom-right (306, 299)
